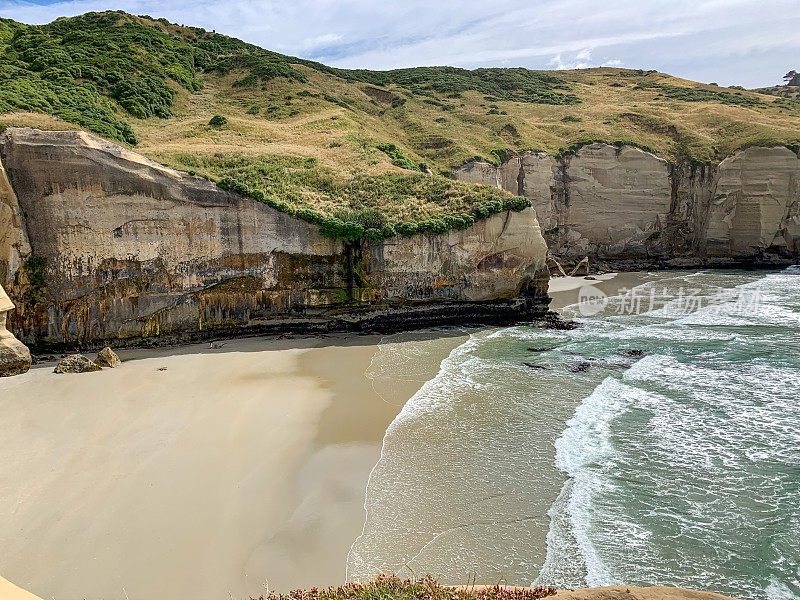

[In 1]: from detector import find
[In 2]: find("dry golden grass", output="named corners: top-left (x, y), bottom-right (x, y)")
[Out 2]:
top-left (121, 66), bottom-right (800, 181)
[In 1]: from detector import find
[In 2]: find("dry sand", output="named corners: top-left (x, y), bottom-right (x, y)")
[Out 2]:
top-left (547, 271), bottom-right (661, 310)
top-left (0, 332), bottom-right (465, 600)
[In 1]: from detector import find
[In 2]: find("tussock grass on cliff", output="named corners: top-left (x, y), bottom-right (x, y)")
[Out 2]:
top-left (256, 576), bottom-right (556, 600)
top-left (162, 152), bottom-right (515, 224)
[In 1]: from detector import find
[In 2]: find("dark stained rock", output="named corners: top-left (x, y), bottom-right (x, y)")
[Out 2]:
top-left (54, 354), bottom-right (102, 374)
top-left (620, 349), bottom-right (646, 357)
top-left (567, 361), bottom-right (591, 373)
top-left (523, 362), bottom-right (551, 370)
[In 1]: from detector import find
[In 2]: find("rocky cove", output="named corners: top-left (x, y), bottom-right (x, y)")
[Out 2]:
top-left (1, 127), bottom-right (799, 352)
top-left (0, 127), bottom-right (550, 351)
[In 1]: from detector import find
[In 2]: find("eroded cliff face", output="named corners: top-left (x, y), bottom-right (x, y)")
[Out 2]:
top-left (0, 153), bottom-right (30, 286)
top-left (369, 207), bottom-right (547, 302)
top-left (453, 143), bottom-right (800, 267)
top-left (0, 128), bottom-right (549, 348)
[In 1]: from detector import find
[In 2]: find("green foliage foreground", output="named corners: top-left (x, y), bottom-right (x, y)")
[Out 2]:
top-left (0, 11), bottom-right (208, 144)
top-left (255, 576), bottom-right (556, 600)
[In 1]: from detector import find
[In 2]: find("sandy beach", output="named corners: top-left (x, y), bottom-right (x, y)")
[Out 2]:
top-left (0, 272), bottom-right (662, 600)
top-left (0, 331), bottom-right (466, 600)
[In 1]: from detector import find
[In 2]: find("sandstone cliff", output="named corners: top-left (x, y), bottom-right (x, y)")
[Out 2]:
top-left (453, 143), bottom-right (800, 267)
top-left (0, 128), bottom-right (549, 349)
top-left (0, 284), bottom-right (31, 376)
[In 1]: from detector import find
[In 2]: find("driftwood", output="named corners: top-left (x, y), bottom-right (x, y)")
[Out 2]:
top-left (569, 256), bottom-right (590, 276)
top-left (547, 256), bottom-right (567, 277)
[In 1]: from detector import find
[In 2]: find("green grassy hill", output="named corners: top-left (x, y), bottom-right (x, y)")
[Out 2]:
top-left (2, 10), bottom-right (800, 240)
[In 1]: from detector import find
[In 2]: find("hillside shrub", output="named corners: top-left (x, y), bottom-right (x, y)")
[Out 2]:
top-left (209, 115), bottom-right (227, 127)
top-left (376, 142), bottom-right (420, 171)
top-left (635, 82), bottom-right (765, 108)
top-left (490, 148), bottom-right (512, 165)
top-left (0, 11), bottom-right (580, 146)
top-left (322, 65), bottom-right (580, 105)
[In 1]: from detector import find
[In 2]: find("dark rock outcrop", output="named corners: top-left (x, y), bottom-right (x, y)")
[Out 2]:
top-left (54, 354), bottom-right (101, 374)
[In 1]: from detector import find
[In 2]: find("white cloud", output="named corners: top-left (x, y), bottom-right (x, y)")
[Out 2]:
top-left (549, 50), bottom-right (625, 70)
top-left (0, 0), bottom-right (798, 87)
top-left (299, 33), bottom-right (343, 52)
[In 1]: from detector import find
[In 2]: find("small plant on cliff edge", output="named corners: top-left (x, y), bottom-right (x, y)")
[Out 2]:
top-left (490, 148), bottom-right (512, 165)
top-left (209, 115), bottom-right (228, 127)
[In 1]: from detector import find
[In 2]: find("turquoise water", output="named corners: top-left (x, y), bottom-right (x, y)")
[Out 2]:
top-left (348, 269), bottom-right (800, 600)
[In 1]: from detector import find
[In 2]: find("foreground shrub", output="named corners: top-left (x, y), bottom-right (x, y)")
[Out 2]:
top-left (254, 575), bottom-right (556, 600)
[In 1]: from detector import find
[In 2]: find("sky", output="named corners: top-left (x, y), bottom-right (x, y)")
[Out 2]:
top-left (0, 0), bottom-right (798, 88)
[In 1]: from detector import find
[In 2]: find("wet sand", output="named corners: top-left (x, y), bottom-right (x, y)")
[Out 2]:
top-left (0, 332), bottom-right (466, 600)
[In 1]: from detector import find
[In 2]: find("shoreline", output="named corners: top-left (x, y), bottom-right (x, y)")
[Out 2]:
top-left (0, 274), bottom-right (656, 600)
top-left (1, 270), bottom-right (753, 599)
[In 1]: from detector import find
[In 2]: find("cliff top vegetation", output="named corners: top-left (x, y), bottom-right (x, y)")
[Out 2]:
top-left (2, 11), bottom-right (800, 237)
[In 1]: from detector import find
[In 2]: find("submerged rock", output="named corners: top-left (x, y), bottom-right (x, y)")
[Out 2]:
top-left (0, 285), bottom-right (31, 377)
top-left (54, 354), bottom-right (102, 374)
top-left (523, 362), bottom-right (551, 370)
top-left (94, 347), bottom-right (121, 368)
top-left (567, 361), bottom-right (591, 373)
top-left (620, 348), bottom-right (646, 357)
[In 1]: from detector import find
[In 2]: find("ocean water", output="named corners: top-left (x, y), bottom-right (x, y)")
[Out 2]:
top-left (347, 269), bottom-right (800, 600)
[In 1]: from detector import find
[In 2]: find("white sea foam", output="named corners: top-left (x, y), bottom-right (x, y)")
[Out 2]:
top-left (350, 270), bottom-right (799, 598)
top-left (765, 577), bottom-right (799, 600)
top-left (549, 377), bottom-right (647, 587)
top-left (537, 269), bottom-right (800, 599)
top-left (347, 332), bottom-right (481, 580)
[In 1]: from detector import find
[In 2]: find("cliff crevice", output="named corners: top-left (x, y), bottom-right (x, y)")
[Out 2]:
top-left (453, 143), bottom-right (800, 268)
